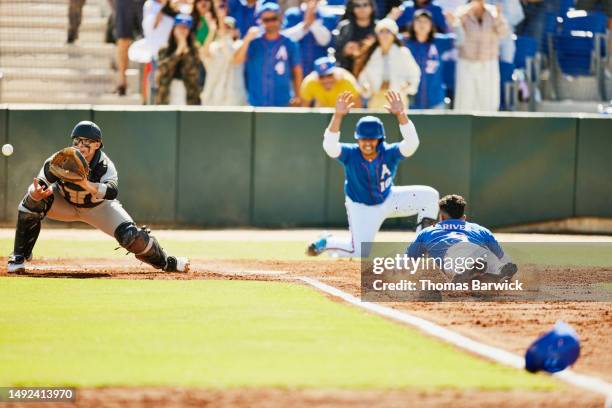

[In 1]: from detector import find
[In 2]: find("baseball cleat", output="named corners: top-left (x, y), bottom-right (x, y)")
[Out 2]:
top-left (498, 262), bottom-right (518, 282)
top-left (306, 234), bottom-right (329, 256)
top-left (7, 254), bottom-right (26, 274)
top-left (164, 256), bottom-right (190, 273)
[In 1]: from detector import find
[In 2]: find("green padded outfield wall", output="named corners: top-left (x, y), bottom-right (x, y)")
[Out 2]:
top-left (253, 110), bottom-right (330, 226)
top-left (1, 108), bottom-right (611, 228)
top-left (575, 117), bottom-right (612, 217)
top-left (177, 109), bottom-right (252, 226)
top-left (92, 107), bottom-right (177, 224)
top-left (469, 115), bottom-right (577, 227)
top-left (5, 107), bottom-right (92, 222)
top-left (0, 108), bottom-right (7, 222)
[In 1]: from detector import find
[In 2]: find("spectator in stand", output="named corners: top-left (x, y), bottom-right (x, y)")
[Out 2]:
top-left (192, 0), bottom-right (217, 45)
top-left (357, 18), bottom-right (421, 108)
top-left (228, 0), bottom-right (258, 37)
top-left (335, 0), bottom-right (377, 74)
top-left (278, 0), bottom-right (300, 11)
top-left (67, 0), bottom-right (87, 43)
top-left (192, 0), bottom-right (219, 90)
top-left (375, 0), bottom-right (402, 19)
top-left (282, 0), bottom-right (335, 75)
top-left (391, 0), bottom-right (448, 33)
top-left (405, 9), bottom-right (445, 108)
top-left (300, 56), bottom-right (363, 107)
top-left (201, 14), bottom-right (249, 105)
top-left (575, 0), bottom-right (612, 69)
top-left (491, 0), bottom-right (524, 64)
top-left (128, 0), bottom-right (175, 62)
top-left (436, 0), bottom-right (467, 12)
top-left (114, 0), bottom-right (146, 95)
top-left (234, 2), bottom-right (303, 106)
top-left (447, 0), bottom-right (509, 111)
top-left (514, 0), bottom-right (545, 51)
top-left (156, 14), bottom-right (202, 105)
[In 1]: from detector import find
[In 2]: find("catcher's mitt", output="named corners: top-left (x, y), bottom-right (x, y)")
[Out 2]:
top-left (49, 147), bottom-right (90, 182)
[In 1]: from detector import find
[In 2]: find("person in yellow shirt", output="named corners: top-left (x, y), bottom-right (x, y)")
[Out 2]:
top-left (301, 57), bottom-right (363, 107)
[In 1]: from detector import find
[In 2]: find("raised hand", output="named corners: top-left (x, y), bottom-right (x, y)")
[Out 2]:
top-left (30, 178), bottom-right (53, 201)
top-left (335, 91), bottom-right (355, 116)
top-left (384, 90), bottom-right (405, 116)
top-left (444, 10), bottom-right (456, 26)
top-left (245, 26), bottom-right (261, 41)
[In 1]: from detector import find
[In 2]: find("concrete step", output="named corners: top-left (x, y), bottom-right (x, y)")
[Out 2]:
top-left (556, 74), bottom-right (602, 101)
top-left (0, 16), bottom-right (106, 31)
top-left (1, 73), bottom-right (140, 93)
top-left (0, 3), bottom-right (103, 18)
top-left (9, 0), bottom-right (107, 4)
top-left (0, 28), bottom-right (106, 44)
top-left (536, 100), bottom-right (603, 113)
top-left (3, 80), bottom-right (117, 94)
top-left (0, 42), bottom-right (116, 57)
top-left (0, 55), bottom-right (113, 70)
top-left (1, 67), bottom-right (138, 80)
top-left (0, 91), bottom-right (143, 105)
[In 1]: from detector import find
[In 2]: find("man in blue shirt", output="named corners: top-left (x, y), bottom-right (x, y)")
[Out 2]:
top-left (234, 2), bottom-right (304, 106)
top-left (394, 0), bottom-right (448, 33)
top-left (407, 194), bottom-right (518, 283)
top-left (307, 90), bottom-right (440, 258)
top-left (228, 0), bottom-right (258, 38)
top-left (282, 0), bottom-right (337, 75)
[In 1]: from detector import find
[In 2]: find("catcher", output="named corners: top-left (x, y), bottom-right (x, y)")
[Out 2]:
top-left (6, 121), bottom-right (189, 274)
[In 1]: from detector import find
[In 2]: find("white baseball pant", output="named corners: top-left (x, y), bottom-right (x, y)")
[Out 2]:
top-left (325, 185), bottom-right (439, 258)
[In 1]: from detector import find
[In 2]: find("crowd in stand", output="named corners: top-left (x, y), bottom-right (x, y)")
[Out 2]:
top-left (68, 0), bottom-right (612, 110)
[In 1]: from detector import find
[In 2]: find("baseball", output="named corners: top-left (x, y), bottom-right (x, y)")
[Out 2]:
top-left (2, 143), bottom-right (13, 157)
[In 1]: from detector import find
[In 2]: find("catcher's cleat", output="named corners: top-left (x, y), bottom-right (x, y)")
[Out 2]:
top-left (7, 254), bottom-right (26, 274)
top-left (498, 262), bottom-right (518, 282)
top-left (164, 256), bottom-right (190, 273)
top-left (306, 235), bottom-right (329, 256)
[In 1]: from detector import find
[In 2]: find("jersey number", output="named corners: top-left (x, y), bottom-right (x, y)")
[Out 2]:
top-left (379, 177), bottom-right (392, 192)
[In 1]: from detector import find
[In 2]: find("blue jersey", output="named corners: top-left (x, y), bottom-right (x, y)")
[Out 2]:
top-left (245, 34), bottom-right (301, 107)
top-left (407, 219), bottom-right (505, 260)
top-left (228, 0), bottom-right (257, 38)
top-left (396, 1), bottom-right (448, 33)
top-left (283, 7), bottom-right (336, 75)
top-left (405, 40), bottom-right (444, 109)
top-left (337, 142), bottom-right (405, 205)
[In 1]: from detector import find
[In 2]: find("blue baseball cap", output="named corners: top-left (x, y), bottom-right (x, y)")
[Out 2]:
top-left (355, 116), bottom-right (385, 140)
top-left (314, 57), bottom-right (336, 76)
top-left (174, 13), bottom-right (193, 29)
top-left (525, 321), bottom-right (581, 373)
top-left (256, 2), bottom-right (281, 19)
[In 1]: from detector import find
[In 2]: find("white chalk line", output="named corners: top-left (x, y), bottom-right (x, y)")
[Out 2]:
top-left (298, 276), bottom-right (612, 398)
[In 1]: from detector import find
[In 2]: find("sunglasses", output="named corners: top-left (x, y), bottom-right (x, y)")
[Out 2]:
top-left (261, 15), bottom-right (279, 23)
top-left (72, 137), bottom-right (95, 147)
top-left (353, 2), bottom-right (371, 8)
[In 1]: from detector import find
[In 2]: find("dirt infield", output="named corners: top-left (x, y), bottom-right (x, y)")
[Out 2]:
top-left (1, 257), bottom-right (610, 407)
top-left (2, 387), bottom-right (607, 408)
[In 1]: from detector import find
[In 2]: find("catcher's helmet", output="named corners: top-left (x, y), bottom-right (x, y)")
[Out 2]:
top-left (71, 121), bottom-right (103, 147)
top-left (354, 116), bottom-right (385, 140)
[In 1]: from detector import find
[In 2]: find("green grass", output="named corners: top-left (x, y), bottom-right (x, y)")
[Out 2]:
top-left (2, 238), bottom-right (612, 266)
top-left (0, 278), bottom-right (557, 390)
top-left (0, 239), bottom-right (313, 261)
